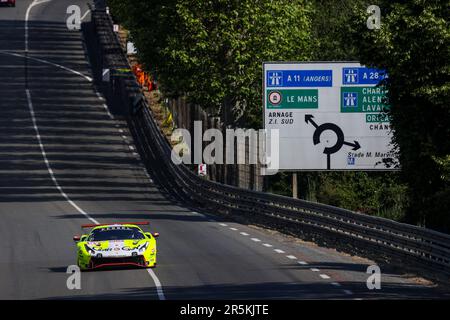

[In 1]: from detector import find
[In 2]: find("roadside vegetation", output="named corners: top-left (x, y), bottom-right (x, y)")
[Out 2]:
top-left (108, 0), bottom-right (449, 233)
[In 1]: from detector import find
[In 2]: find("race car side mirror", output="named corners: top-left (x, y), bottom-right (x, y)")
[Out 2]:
top-left (153, 232), bottom-right (160, 238)
top-left (73, 235), bottom-right (81, 242)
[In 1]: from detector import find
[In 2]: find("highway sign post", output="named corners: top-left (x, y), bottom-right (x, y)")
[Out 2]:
top-left (263, 62), bottom-right (397, 171)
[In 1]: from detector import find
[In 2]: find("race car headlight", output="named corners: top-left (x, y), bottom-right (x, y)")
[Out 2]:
top-left (138, 242), bottom-right (149, 253)
top-left (84, 244), bottom-right (96, 255)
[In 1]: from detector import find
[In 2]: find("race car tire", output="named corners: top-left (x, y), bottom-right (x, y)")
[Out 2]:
top-left (77, 259), bottom-right (91, 271)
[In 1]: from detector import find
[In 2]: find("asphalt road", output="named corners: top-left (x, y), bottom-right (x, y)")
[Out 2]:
top-left (0, 0), bottom-right (447, 300)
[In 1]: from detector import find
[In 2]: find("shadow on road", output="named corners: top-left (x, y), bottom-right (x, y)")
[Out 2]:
top-left (0, 19), bottom-right (183, 206)
top-left (40, 280), bottom-right (446, 300)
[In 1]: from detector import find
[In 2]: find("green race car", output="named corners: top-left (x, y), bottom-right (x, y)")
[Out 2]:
top-left (73, 222), bottom-right (159, 270)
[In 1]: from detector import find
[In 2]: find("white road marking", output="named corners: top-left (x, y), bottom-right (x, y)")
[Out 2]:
top-left (298, 261), bottom-right (308, 265)
top-left (129, 146), bottom-right (135, 151)
top-left (24, 0), bottom-right (165, 300)
top-left (262, 243), bottom-right (273, 247)
top-left (343, 290), bottom-right (353, 295)
top-left (122, 135), bottom-right (128, 140)
top-left (240, 232), bottom-right (249, 236)
top-left (26, 89), bottom-right (165, 299)
top-left (274, 249), bottom-right (285, 254)
top-left (230, 227), bottom-right (238, 231)
top-left (146, 269), bottom-right (166, 300)
top-left (191, 211), bottom-right (208, 222)
top-left (320, 274), bottom-right (331, 279)
top-left (119, 129), bottom-right (124, 133)
top-left (250, 238), bottom-right (261, 242)
top-left (219, 223), bottom-right (228, 227)
top-left (331, 282), bottom-right (341, 287)
top-left (25, 0), bottom-right (52, 52)
top-left (0, 52), bottom-right (93, 82)
top-left (26, 90), bottom-right (99, 225)
top-left (310, 268), bottom-right (320, 272)
top-left (286, 255), bottom-right (297, 260)
top-left (102, 105), bottom-right (114, 119)
top-left (95, 92), bottom-right (105, 100)
top-left (80, 9), bottom-right (91, 21)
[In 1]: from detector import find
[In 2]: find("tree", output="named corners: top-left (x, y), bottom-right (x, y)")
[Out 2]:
top-left (109, 0), bottom-right (434, 227)
top-left (108, 0), bottom-right (313, 127)
top-left (347, 0), bottom-right (450, 232)
top-left (310, 0), bottom-right (371, 61)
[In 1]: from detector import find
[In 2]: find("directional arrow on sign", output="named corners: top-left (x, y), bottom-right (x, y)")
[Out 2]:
top-left (305, 114), bottom-right (362, 169)
top-left (343, 140), bottom-right (361, 151)
top-left (305, 114), bottom-right (318, 128)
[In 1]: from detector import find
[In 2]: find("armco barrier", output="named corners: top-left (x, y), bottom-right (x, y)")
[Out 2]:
top-left (85, 8), bottom-right (450, 281)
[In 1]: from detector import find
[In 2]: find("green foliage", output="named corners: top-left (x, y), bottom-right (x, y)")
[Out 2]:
top-left (346, 0), bottom-right (450, 232)
top-left (310, 0), bottom-right (372, 61)
top-left (264, 0), bottom-right (410, 223)
top-left (302, 0), bottom-right (408, 222)
top-left (108, 0), bottom-right (449, 231)
top-left (314, 172), bottom-right (407, 220)
top-left (108, 0), bottom-right (313, 127)
top-left (266, 172), bottom-right (292, 198)
top-left (267, 171), bottom-right (407, 220)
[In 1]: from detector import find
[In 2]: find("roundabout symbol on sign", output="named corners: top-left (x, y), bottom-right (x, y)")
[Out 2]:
top-left (305, 114), bottom-right (361, 170)
top-left (268, 91), bottom-right (282, 106)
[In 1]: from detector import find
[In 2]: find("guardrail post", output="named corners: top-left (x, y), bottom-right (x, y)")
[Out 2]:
top-left (293, 172), bottom-right (298, 199)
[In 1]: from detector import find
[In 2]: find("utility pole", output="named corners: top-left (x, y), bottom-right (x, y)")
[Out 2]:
top-left (292, 172), bottom-right (298, 199)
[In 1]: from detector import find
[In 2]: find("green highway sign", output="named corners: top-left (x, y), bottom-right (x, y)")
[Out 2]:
top-left (341, 86), bottom-right (390, 113)
top-left (366, 113), bottom-right (391, 123)
top-left (267, 89), bottom-right (318, 109)
top-left (263, 62), bottom-right (397, 171)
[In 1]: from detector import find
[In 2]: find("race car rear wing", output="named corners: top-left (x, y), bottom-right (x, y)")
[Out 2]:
top-left (81, 222), bottom-right (150, 228)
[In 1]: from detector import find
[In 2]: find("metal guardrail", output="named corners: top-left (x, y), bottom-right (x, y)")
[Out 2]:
top-left (88, 9), bottom-right (450, 279)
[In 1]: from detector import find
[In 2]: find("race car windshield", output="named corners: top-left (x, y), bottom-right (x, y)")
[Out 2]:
top-left (88, 228), bottom-right (145, 241)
